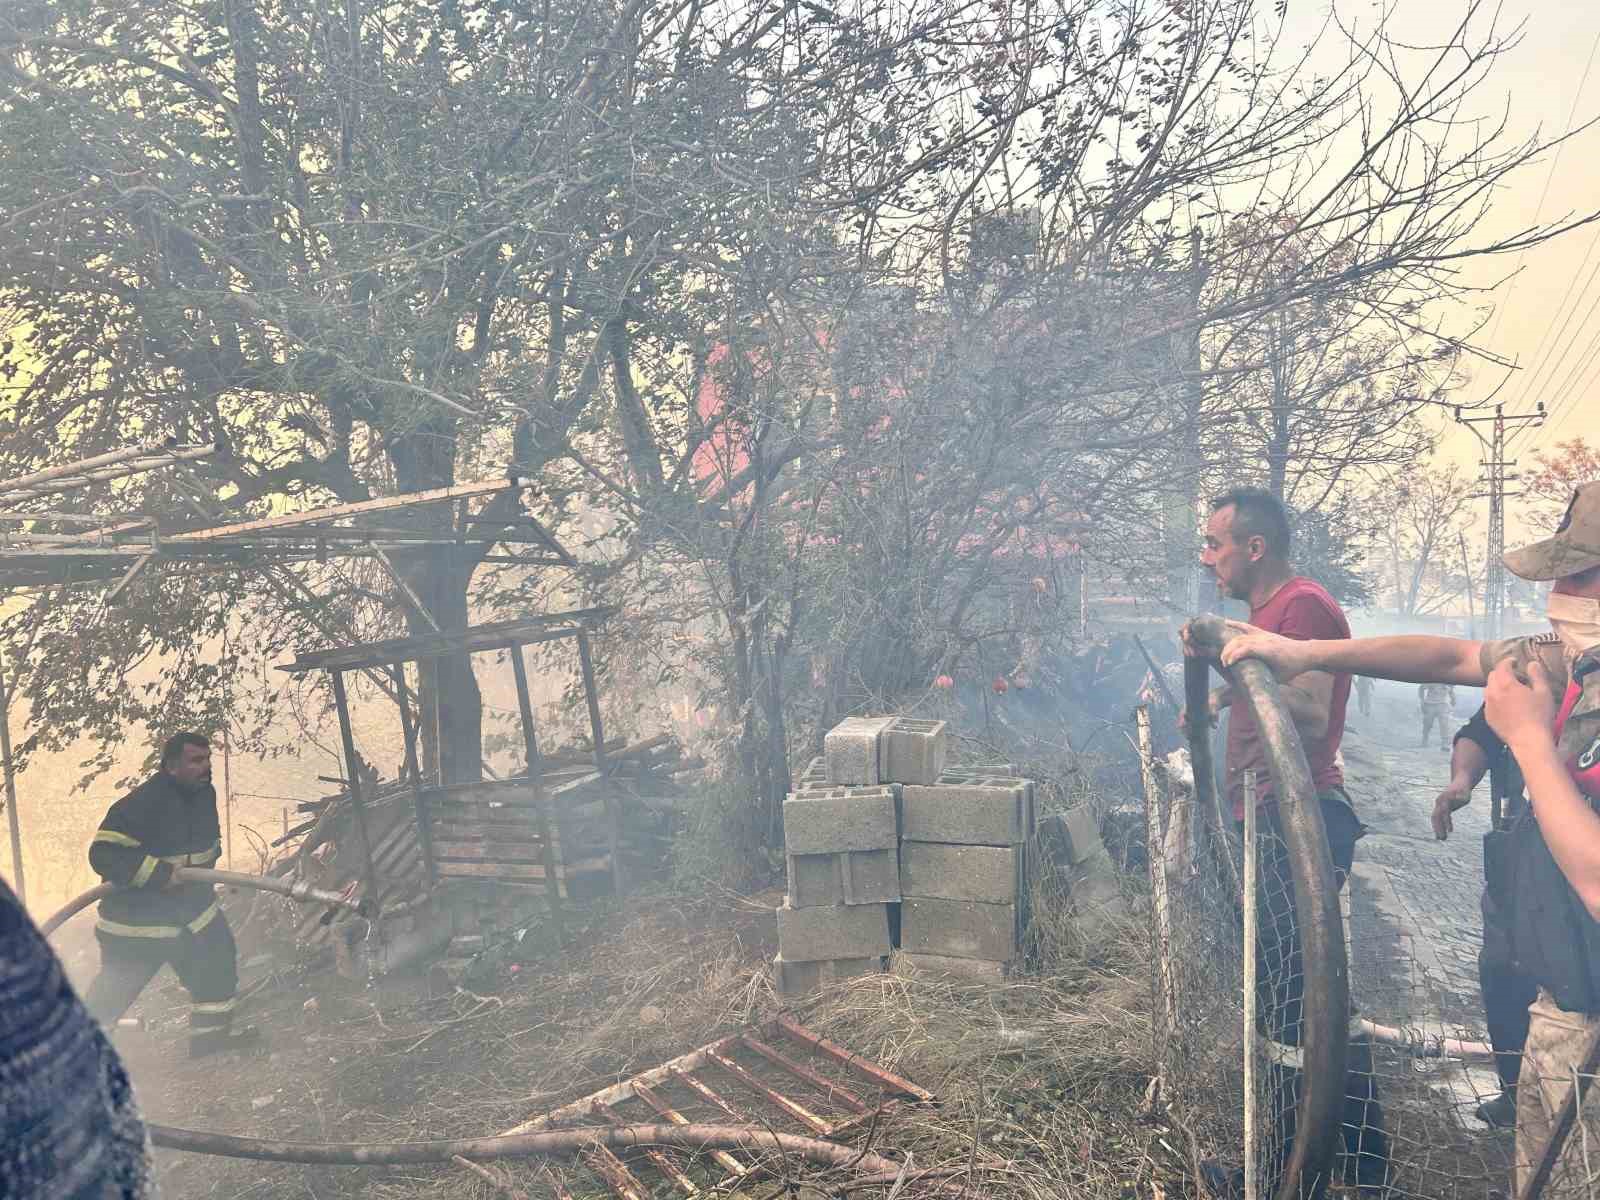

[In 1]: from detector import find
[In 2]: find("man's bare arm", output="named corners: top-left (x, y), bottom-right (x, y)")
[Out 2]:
top-left (1279, 669), bottom-right (1334, 740)
top-left (1434, 735), bottom-right (1489, 841)
top-left (1217, 628), bottom-right (1487, 687)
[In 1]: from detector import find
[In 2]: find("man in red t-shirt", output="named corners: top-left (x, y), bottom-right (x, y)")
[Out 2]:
top-left (1197, 488), bottom-right (1353, 822)
top-left (1189, 487), bottom-right (1387, 1197)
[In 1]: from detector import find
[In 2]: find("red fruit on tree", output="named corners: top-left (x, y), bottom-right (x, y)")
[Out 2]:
top-left (992, 676), bottom-right (1008, 694)
top-left (934, 674), bottom-right (954, 690)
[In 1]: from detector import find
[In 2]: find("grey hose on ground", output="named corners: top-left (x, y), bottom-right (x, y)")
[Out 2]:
top-left (147, 1122), bottom-right (902, 1175)
top-left (1185, 615), bottom-right (1349, 1200)
top-left (41, 868), bottom-right (370, 937)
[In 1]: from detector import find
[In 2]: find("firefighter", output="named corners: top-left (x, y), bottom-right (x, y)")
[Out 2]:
top-left (82, 732), bottom-right (259, 1058)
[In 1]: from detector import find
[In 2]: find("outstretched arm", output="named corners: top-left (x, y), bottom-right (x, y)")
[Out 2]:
top-left (1433, 733), bottom-right (1490, 841)
top-left (1211, 626), bottom-right (1487, 687)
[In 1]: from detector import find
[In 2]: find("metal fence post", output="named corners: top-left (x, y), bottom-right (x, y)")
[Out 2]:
top-left (1243, 769), bottom-right (1259, 1200)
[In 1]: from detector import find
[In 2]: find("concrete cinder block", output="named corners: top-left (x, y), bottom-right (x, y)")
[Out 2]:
top-left (878, 718), bottom-right (949, 784)
top-left (777, 901), bottom-right (893, 962)
top-left (1061, 807), bottom-right (1102, 864)
top-left (900, 842), bottom-right (1019, 904)
top-left (824, 717), bottom-right (895, 785)
top-left (773, 954), bottom-right (883, 997)
top-left (892, 951), bottom-right (1010, 982)
top-left (938, 763), bottom-right (1018, 781)
top-left (900, 897), bottom-right (1017, 961)
top-left (901, 780), bottom-right (1032, 846)
top-left (782, 786), bottom-right (898, 854)
top-left (787, 849), bottom-right (901, 907)
top-left (795, 756), bottom-right (830, 792)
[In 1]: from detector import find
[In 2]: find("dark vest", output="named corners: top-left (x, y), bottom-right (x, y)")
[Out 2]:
top-left (1501, 806), bottom-right (1600, 1012)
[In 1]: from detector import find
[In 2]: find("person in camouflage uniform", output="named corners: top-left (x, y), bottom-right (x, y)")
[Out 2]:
top-left (1418, 682), bottom-right (1456, 750)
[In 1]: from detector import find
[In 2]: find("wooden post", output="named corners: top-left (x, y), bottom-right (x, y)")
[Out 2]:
top-left (0, 660), bottom-right (25, 904)
top-left (222, 727), bottom-right (233, 870)
top-left (330, 670), bottom-right (380, 900)
top-left (509, 643), bottom-right (564, 934)
top-left (1243, 769), bottom-right (1259, 1200)
top-left (392, 664), bottom-right (437, 885)
top-left (575, 630), bottom-right (624, 897)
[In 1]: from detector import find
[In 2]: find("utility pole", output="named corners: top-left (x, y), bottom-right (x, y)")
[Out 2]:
top-left (1458, 403), bottom-right (1543, 639)
top-left (1459, 531), bottom-right (1476, 640)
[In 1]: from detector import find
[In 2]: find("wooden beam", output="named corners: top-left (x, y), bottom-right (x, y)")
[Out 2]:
top-left (164, 477), bottom-right (538, 543)
top-left (575, 630), bottom-right (624, 897)
top-left (279, 609), bottom-right (614, 674)
top-left (510, 643), bottom-right (564, 936)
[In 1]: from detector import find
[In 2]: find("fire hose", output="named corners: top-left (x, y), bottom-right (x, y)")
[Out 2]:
top-left (1184, 615), bottom-right (1349, 1200)
top-left (41, 868), bottom-right (373, 938)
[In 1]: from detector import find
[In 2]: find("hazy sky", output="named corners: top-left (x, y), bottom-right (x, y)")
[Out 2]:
top-left (1280, 3), bottom-right (1600, 531)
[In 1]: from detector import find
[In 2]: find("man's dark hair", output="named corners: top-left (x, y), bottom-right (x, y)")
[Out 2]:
top-left (1211, 487), bottom-right (1292, 560)
top-left (160, 732), bottom-right (211, 769)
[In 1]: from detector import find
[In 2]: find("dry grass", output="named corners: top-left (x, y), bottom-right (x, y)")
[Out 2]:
top-left (143, 733), bottom-right (1179, 1200)
top-left (145, 864), bottom-right (1176, 1200)
top-left (788, 924), bottom-right (1162, 1199)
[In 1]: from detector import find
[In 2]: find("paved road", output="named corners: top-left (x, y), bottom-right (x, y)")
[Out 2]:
top-left (1343, 691), bottom-right (1489, 1029)
top-left (1340, 682), bottom-right (1511, 1163)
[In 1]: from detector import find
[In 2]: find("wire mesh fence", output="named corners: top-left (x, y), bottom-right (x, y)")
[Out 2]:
top-left (1144, 712), bottom-right (1528, 1200)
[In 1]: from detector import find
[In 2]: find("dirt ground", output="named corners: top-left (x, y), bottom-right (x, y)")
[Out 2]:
top-left (57, 858), bottom-right (1163, 1200)
top-left (50, 681), bottom-right (1517, 1200)
top-left (89, 885), bottom-right (783, 1199)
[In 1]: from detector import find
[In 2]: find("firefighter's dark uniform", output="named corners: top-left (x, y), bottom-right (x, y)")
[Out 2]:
top-left (1454, 702), bottom-right (1539, 1111)
top-left (81, 771), bottom-right (241, 1055)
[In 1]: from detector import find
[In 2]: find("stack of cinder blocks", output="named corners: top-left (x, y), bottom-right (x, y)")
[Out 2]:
top-left (774, 717), bottom-right (1037, 996)
top-left (898, 766), bottom-right (1035, 981)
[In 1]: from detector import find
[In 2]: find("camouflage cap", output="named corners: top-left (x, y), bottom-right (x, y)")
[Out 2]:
top-left (1504, 481), bottom-right (1600, 581)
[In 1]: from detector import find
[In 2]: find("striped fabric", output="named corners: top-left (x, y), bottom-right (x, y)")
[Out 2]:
top-left (0, 876), bottom-right (154, 1199)
top-left (96, 900), bottom-right (222, 941)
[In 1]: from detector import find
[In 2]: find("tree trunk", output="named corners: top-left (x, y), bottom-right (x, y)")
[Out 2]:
top-left (387, 423), bottom-right (483, 785)
top-left (1267, 312), bottom-right (1291, 501)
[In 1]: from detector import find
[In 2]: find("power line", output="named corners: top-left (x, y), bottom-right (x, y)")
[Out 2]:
top-left (1485, 29), bottom-right (1600, 354)
top-left (1512, 286), bottom-right (1600, 455)
top-left (1524, 332), bottom-right (1600, 450)
top-left (1525, 291), bottom-right (1600, 424)
top-left (1506, 247), bottom-right (1600, 444)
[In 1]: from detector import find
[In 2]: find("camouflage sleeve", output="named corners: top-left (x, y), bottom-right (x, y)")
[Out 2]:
top-left (1568, 653), bottom-right (1600, 784)
top-left (1479, 634), bottom-right (1570, 690)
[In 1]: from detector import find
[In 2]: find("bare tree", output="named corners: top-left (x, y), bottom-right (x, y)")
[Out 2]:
top-left (1370, 462), bottom-right (1477, 618)
top-left (0, 0), bottom-right (1595, 854)
top-left (1524, 438), bottom-right (1600, 531)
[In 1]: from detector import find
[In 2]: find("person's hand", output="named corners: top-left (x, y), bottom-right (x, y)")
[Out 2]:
top-left (1485, 658), bottom-right (1559, 753)
top-left (1431, 780), bottom-right (1471, 841)
top-left (1179, 620), bottom-right (1205, 658)
top-left (1218, 623), bottom-right (1317, 679)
